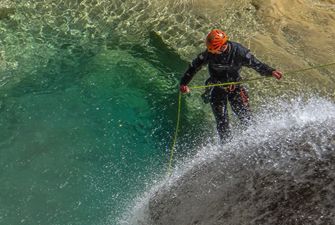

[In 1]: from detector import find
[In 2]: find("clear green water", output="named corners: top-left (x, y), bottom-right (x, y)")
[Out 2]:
top-left (1, 1), bottom-right (334, 224)
top-left (0, 17), bottom-right (215, 223)
top-left (0, 45), bottom-right (192, 225)
top-left (0, 1), bottom-right (219, 223)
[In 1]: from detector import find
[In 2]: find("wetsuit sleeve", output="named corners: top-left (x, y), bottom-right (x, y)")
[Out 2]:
top-left (180, 52), bottom-right (208, 85)
top-left (238, 46), bottom-right (275, 76)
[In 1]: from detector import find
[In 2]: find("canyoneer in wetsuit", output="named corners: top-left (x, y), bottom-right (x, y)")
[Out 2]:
top-left (180, 29), bottom-right (283, 143)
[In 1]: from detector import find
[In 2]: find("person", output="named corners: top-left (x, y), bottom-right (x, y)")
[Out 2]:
top-left (179, 29), bottom-right (283, 143)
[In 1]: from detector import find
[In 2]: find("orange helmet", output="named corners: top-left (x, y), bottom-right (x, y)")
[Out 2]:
top-left (206, 29), bottom-right (228, 54)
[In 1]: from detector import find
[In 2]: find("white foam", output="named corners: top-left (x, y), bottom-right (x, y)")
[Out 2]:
top-left (118, 97), bottom-right (335, 225)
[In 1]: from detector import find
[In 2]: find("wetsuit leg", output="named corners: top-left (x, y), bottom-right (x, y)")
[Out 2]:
top-left (210, 87), bottom-right (230, 142)
top-left (229, 86), bottom-right (252, 127)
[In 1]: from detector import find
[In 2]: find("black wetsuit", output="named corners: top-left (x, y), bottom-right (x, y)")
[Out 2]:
top-left (180, 41), bottom-right (275, 142)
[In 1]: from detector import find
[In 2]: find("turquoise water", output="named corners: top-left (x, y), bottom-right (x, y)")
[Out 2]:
top-left (0, 25), bottom-right (214, 224)
top-left (0, 1), bottom-right (216, 223)
top-left (1, 1), bottom-right (334, 225)
top-left (0, 48), bottom-right (175, 225)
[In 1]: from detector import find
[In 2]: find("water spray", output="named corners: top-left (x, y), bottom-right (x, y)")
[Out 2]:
top-left (168, 61), bottom-right (335, 175)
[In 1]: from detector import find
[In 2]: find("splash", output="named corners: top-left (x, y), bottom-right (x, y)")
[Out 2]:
top-left (120, 97), bottom-right (335, 225)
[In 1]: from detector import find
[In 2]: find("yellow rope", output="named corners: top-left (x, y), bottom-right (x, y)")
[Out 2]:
top-left (168, 91), bottom-right (182, 176)
top-left (190, 77), bottom-right (267, 89)
top-left (167, 61), bottom-right (335, 175)
top-left (189, 61), bottom-right (335, 90)
top-left (285, 61), bottom-right (335, 75)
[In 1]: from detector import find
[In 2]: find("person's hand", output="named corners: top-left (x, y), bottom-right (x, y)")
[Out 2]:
top-left (180, 85), bottom-right (190, 93)
top-left (272, 70), bottom-right (283, 80)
